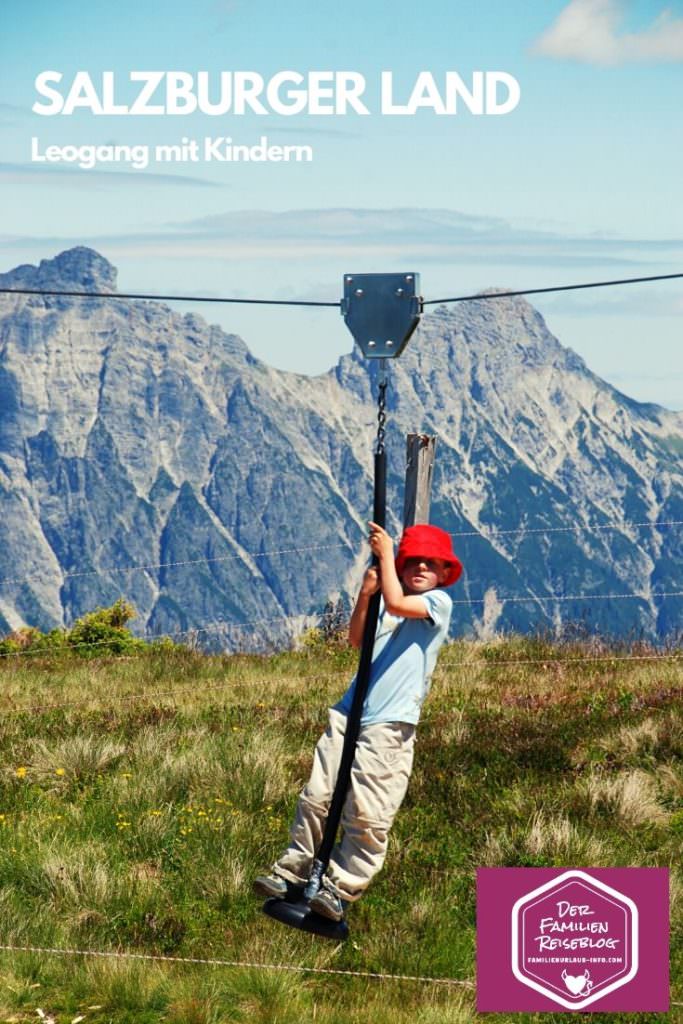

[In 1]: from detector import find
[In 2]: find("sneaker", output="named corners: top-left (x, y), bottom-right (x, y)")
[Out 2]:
top-left (253, 872), bottom-right (288, 899)
top-left (309, 881), bottom-right (345, 921)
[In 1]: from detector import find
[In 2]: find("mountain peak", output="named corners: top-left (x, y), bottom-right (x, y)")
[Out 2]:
top-left (42, 247), bottom-right (118, 291)
top-left (1, 247), bottom-right (118, 293)
top-left (49, 247), bottom-right (117, 290)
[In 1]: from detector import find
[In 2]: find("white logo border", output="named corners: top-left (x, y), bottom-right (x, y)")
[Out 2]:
top-left (510, 869), bottom-right (639, 1010)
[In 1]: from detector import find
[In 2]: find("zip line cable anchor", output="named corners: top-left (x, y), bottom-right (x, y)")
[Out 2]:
top-left (341, 272), bottom-right (423, 359)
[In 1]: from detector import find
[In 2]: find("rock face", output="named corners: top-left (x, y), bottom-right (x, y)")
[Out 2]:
top-left (0, 247), bottom-right (682, 647)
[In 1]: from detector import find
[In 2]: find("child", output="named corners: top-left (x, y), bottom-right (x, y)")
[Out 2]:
top-left (253, 521), bottom-right (462, 921)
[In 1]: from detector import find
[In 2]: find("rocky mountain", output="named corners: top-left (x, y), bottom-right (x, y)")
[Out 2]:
top-left (0, 247), bottom-right (681, 648)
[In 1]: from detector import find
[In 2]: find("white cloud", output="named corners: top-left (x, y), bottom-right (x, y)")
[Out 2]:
top-left (2, 208), bottom-right (683, 270)
top-left (0, 162), bottom-right (222, 189)
top-left (533, 0), bottom-right (683, 65)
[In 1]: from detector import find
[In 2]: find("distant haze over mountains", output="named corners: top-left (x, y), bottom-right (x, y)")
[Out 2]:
top-left (0, 247), bottom-right (682, 648)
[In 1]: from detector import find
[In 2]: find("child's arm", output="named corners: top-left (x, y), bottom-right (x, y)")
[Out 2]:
top-left (368, 521), bottom-right (431, 619)
top-left (348, 566), bottom-right (381, 648)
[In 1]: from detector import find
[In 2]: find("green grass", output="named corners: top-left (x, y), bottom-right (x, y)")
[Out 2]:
top-left (0, 637), bottom-right (681, 1022)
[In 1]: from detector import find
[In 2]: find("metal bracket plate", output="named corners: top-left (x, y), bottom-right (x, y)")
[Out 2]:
top-left (341, 272), bottom-right (422, 358)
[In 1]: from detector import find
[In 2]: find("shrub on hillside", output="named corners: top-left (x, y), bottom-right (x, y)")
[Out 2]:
top-left (66, 598), bottom-right (146, 656)
top-left (0, 599), bottom-right (150, 658)
top-left (0, 625), bottom-right (68, 657)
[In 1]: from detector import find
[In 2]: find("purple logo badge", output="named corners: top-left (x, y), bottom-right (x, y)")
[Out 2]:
top-left (477, 867), bottom-right (669, 1012)
top-left (511, 870), bottom-right (637, 1009)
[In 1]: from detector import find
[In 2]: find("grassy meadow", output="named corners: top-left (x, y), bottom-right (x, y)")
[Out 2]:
top-left (0, 629), bottom-right (681, 1023)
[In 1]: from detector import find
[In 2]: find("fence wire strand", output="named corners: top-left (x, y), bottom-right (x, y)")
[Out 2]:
top-left (0, 942), bottom-right (474, 989)
top-left (0, 520), bottom-right (679, 592)
top-left (0, 543), bottom-right (349, 588)
top-left (450, 518), bottom-right (683, 539)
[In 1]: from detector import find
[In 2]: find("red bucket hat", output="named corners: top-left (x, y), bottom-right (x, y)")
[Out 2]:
top-left (395, 524), bottom-right (463, 587)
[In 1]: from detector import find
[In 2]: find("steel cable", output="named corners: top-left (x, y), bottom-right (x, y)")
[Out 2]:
top-left (2, 270), bottom-right (683, 308)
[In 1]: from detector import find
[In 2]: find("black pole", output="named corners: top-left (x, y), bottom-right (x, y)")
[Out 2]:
top-left (304, 450), bottom-right (386, 898)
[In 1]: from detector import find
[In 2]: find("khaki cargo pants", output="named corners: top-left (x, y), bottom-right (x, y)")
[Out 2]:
top-left (273, 708), bottom-right (416, 902)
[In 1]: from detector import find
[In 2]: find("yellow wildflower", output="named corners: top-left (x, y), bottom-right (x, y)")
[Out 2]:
top-left (15, 767), bottom-right (27, 778)
top-left (55, 768), bottom-right (66, 776)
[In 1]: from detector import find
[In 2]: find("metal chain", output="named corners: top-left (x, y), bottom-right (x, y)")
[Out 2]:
top-left (376, 359), bottom-right (388, 455)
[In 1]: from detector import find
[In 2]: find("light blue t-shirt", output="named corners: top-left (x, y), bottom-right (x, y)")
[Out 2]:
top-left (333, 588), bottom-right (452, 726)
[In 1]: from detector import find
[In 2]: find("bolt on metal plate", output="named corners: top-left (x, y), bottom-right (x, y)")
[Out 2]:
top-left (341, 272), bottom-right (422, 358)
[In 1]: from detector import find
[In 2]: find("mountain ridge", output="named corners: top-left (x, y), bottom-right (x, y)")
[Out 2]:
top-left (0, 248), bottom-right (681, 646)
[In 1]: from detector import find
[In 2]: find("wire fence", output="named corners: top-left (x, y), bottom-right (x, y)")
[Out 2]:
top-left (451, 518), bottom-right (683, 539)
top-left (0, 941), bottom-right (474, 989)
top-left (452, 589), bottom-right (683, 605)
top-left (0, 519), bottom-right (680, 592)
top-left (1, 581), bottom-right (682, 666)
top-left (0, 542), bottom-right (350, 588)
top-left (0, 942), bottom-right (680, 1007)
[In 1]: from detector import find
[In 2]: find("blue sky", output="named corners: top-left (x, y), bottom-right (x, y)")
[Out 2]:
top-left (1, 0), bottom-right (682, 408)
